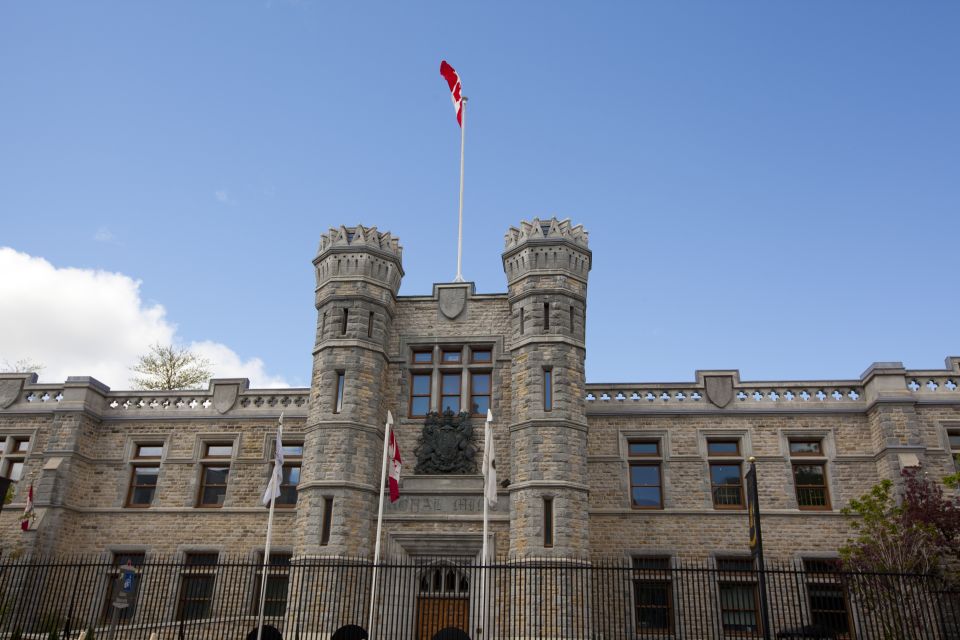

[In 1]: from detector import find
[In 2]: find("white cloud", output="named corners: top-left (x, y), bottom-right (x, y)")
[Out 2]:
top-left (214, 189), bottom-right (231, 204)
top-left (190, 341), bottom-right (289, 389)
top-left (0, 248), bottom-right (290, 389)
top-left (93, 227), bottom-right (115, 243)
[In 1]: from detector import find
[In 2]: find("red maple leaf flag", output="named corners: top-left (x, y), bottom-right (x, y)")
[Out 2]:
top-left (440, 60), bottom-right (463, 127)
top-left (388, 425), bottom-right (402, 503)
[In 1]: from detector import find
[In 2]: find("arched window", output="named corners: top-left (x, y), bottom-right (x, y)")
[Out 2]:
top-left (419, 566), bottom-right (469, 597)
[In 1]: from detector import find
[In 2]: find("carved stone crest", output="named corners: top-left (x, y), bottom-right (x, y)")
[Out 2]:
top-left (438, 286), bottom-right (467, 320)
top-left (704, 376), bottom-right (734, 408)
top-left (0, 379), bottom-right (23, 409)
top-left (212, 384), bottom-right (239, 415)
top-left (414, 410), bottom-right (477, 474)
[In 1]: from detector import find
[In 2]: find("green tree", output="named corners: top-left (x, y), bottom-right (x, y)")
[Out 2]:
top-left (840, 468), bottom-right (960, 638)
top-left (131, 344), bottom-right (212, 390)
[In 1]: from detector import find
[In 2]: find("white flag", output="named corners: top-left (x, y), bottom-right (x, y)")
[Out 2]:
top-left (482, 409), bottom-right (497, 507)
top-left (262, 413), bottom-right (285, 506)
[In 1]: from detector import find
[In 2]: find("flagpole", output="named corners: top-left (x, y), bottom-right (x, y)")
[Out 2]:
top-left (256, 491), bottom-right (276, 640)
top-left (367, 411), bottom-right (393, 639)
top-left (257, 415), bottom-right (283, 640)
top-left (455, 96), bottom-right (467, 283)
top-left (479, 417), bottom-right (490, 637)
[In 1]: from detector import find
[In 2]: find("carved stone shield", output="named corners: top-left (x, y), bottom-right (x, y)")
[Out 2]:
top-left (212, 384), bottom-right (239, 415)
top-left (438, 287), bottom-right (467, 320)
top-left (704, 376), bottom-right (734, 408)
top-left (0, 379), bottom-right (23, 409)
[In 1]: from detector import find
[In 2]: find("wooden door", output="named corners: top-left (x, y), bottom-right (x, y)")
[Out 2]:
top-left (416, 596), bottom-right (469, 640)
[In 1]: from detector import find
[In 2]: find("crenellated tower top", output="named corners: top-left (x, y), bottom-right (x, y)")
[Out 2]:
top-left (317, 224), bottom-right (403, 260)
top-left (313, 224), bottom-right (404, 298)
top-left (502, 217), bottom-right (591, 287)
top-left (503, 217), bottom-right (589, 252)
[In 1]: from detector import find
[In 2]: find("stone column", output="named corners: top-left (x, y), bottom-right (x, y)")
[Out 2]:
top-left (292, 225), bottom-right (403, 634)
top-left (502, 218), bottom-right (592, 636)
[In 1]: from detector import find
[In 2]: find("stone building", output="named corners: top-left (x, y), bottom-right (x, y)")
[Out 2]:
top-left (1, 218), bottom-right (959, 636)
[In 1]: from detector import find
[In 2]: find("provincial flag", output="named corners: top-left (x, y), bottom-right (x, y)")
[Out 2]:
top-left (20, 484), bottom-right (34, 531)
top-left (387, 412), bottom-right (402, 503)
top-left (482, 410), bottom-right (497, 507)
top-left (262, 413), bottom-right (285, 506)
top-left (440, 60), bottom-right (464, 127)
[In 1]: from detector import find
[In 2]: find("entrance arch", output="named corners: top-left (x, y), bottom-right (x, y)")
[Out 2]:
top-left (416, 565), bottom-right (470, 640)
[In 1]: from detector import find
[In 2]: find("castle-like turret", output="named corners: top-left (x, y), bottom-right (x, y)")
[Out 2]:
top-left (502, 218), bottom-right (591, 558)
top-left (296, 225), bottom-right (403, 557)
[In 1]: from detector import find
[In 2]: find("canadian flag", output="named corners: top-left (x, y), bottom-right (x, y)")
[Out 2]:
top-left (439, 60), bottom-right (463, 127)
top-left (388, 421), bottom-right (402, 503)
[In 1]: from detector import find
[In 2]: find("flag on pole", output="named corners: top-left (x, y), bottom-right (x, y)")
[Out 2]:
top-left (20, 484), bottom-right (34, 531)
top-left (482, 409), bottom-right (497, 507)
top-left (388, 417), bottom-right (402, 503)
top-left (262, 413), bottom-right (285, 506)
top-left (440, 60), bottom-right (464, 127)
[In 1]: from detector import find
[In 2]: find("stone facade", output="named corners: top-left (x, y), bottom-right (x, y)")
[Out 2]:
top-left (2, 218), bottom-right (960, 571)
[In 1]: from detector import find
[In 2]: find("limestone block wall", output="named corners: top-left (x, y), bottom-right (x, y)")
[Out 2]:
top-left (0, 375), bottom-right (306, 558)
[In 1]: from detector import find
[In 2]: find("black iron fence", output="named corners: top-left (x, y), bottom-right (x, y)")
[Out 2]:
top-left (1, 554), bottom-right (959, 639)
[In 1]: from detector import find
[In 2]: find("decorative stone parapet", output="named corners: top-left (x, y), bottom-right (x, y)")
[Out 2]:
top-left (586, 357), bottom-right (960, 414)
top-left (0, 374), bottom-right (306, 419)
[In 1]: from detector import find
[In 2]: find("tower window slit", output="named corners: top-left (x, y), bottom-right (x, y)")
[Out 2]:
top-left (368, 311), bottom-right (374, 338)
top-left (543, 303), bottom-right (550, 331)
top-left (320, 496), bottom-right (334, 545)
top-left (334, 372), bottom-right (345, 413)
top-left (544, 496), bottom-right (554, 548)
top-left (341, 308), bottom-right (348, 335)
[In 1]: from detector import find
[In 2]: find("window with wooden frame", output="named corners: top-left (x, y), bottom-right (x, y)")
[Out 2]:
top-left (793, 463), bottom-right (830, 510)
top-left (470, 348), bottom-right (492, 364)
top-left (470, 371), bottom-right (491, 416)
top-left (707, 440), bottom-right (744, 509)
top-left (252, 552), bottom-right (292, 617)
top-left (789, 438), bottom-right (830, 509)
top-left (789, 440), bottom-right (823, 456)
top-left (0, 436), bottom-right (29, 481)
top-left (628, 441), bottom-right (663, 509)
top-left (127, 444), bottom-right (163, 507)
top-left (276, 442), bottom-right (303, 507)
top-left (441, 348), bottom-right (463, 364)
top-left (803, 558), bottom-right (852, 638)
top-left (632, 556), bottom-right (673, 633)
top-left (102, 552), bottom-right (146, 622)
top-left (441, 372), bottom-right (462, 413)
top-left (412, 349), bottom-right (433, 365)
top-left (197, 443), bottom-right (232, 508)
top-left (410, 372), bottom-right (431, 417)
top-left (177, 553), bottom-right (219, 620)
top-left (949, 431), bottom-right (960, 470)
top-left (716, 557), bottom-right (761, 636)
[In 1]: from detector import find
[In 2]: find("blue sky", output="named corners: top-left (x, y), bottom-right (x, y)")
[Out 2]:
top-left (1, 1), bottom-right (957, 388)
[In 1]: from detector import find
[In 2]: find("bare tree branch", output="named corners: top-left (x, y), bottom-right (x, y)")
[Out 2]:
top-left (131, 343), bottom-right (212, 390)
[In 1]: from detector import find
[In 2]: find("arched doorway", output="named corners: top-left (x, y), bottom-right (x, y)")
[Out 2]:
top-left (416, 565), bottom-right (470, 640)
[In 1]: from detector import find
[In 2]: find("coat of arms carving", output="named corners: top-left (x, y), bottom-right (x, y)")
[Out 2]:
top-left (414, 410), bottom-right (477, 474)
top-left (438, 286), bottom-right (467, 320)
